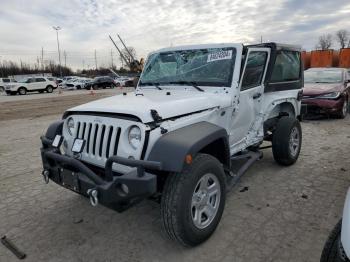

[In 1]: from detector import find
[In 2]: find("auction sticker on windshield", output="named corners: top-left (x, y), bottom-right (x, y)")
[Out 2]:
top-left (207, 50), bottom-right (233, 63)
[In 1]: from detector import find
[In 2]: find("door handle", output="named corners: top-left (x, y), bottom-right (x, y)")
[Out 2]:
top-left (252, 93), bottom-right (262, 99)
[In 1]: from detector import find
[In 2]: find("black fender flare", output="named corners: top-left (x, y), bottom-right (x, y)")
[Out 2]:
top-left (45, 120), bottom-right (64, 140)
top-left (147, 122), bottom-right (230, 173)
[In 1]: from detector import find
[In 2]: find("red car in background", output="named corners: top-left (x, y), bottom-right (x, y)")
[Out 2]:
top-left (302, 68), bottom-right (350, 118)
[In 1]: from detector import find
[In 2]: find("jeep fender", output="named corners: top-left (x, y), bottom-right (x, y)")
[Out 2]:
top-left (264, 99), bottom-right (299, 121)
top-left (45, 120), bottom-right (64, 140)
top-left (147, 122), bottom-right (230, 173)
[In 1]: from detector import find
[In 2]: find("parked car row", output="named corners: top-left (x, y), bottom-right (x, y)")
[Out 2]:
top-left (0, 74), bottom-right (136, 95)
top-left (60, 76), bottom-right (134, 91)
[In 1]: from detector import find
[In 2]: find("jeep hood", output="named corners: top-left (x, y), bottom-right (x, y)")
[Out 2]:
top-left (303, 83), bottom-right (343, 96)
top-left (67, 90), bottom-right (231, 123)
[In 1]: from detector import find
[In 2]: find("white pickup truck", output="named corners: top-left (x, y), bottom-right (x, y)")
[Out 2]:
top-left (40, 42), bottom-right (303, 246)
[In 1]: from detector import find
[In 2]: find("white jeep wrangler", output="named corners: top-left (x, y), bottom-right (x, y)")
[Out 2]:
top-left (40, 42), bottom-right (304, 246)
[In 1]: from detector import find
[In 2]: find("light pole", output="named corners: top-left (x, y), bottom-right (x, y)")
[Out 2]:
top-left (52, 26), bottom-right (62, 77)
top-left (0, 56), bottom-right (3, 77)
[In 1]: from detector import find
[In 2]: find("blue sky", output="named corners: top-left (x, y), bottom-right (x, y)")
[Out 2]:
top-left (0, 0), bottom-right (349, 69)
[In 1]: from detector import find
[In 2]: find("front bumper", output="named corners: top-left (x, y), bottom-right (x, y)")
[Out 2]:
top-left (301, 97), bottom-right (344, 115)
top-left (40, 137), bottom-right (161, 212)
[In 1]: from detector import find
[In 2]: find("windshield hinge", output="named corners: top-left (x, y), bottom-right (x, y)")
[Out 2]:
top-left (150, 109), bottom-right (163, 123)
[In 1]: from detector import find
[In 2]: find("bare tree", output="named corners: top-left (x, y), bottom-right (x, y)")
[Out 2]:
top-left (335, 29), bottom-right (349, 49)
top-left (316, 34), bottom-right (333, 50)
top-left (118, 47), bottom-right (137, 69)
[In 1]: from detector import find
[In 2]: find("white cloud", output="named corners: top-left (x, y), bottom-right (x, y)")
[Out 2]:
top-left (0, 0), bottom-right (349, 69)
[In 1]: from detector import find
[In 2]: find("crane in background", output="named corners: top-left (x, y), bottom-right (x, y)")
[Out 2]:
top-left (109, 35), bottom-right (144, 74)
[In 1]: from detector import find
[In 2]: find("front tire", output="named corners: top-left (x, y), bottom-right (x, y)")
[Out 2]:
top-left (18, 87), bottom-right (27, 95)
top-left (321, 219), bottom-right (349, 262)
top-left (161, 154), bottom-right (226, 246)
top-left (272, 116), bottom-right (302, 166)
top-left (337, 98), bottom-right (348, 119)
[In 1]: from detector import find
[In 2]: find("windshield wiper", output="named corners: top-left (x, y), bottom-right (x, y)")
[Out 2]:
top-left (170, 81), bottom-right (204, 92)
top-left (139, 81), bottom-right (162, 90)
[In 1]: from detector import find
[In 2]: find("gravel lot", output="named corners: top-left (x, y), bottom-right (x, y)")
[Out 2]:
top-left (0, 91), bottom-right (350, 262)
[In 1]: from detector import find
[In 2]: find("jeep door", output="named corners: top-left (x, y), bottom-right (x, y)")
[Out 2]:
top-left (229, 48), bottom-right (270, 147)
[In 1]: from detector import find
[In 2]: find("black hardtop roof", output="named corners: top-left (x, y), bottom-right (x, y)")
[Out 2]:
top-left (245, 42), bottom-right (302, 52)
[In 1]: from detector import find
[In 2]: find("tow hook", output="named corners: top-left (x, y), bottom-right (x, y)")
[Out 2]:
top-left (42, 170), bottom-right (50, 184)
top-left (87, 189), bottom-right (98, 207)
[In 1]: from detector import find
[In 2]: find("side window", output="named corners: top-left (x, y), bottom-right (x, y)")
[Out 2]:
top-left (35, 78), bottom-right (46, 82)
top-left (271, 51), bottom-right (300, 82)
top-left (241, 51), bottom-right (268, 90)
top-left (3, 79), bottom-right (10, 83)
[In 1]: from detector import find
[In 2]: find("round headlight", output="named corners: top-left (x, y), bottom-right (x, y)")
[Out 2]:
top-left (67, 117), bottom-right (75, 136)
top-left (128, 126), bottom-right (142, 149)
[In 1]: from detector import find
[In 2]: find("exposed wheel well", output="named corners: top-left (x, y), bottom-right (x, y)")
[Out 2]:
top-left (264, 102), bottom-right (298, 140)
top-left (18, 86), bottom-right (26, 90)
top-left (279, 102), bottom-right (296, 117)
top-left (198, 138), bottom-right (230, 169)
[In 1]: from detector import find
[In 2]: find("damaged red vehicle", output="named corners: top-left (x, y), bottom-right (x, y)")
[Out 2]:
top-left (302, 68), bottom-right (350, 118)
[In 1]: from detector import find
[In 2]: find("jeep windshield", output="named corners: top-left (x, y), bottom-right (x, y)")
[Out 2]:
top-left (139, 47), bottom-right (236, 88)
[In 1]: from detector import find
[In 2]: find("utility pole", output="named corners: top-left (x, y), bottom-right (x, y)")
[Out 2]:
top-left (41, 47), bottom-right (44, 70)
top-left (0, 56), bottom-right (3, 77)
top-left (64, 50), bottom-right (67, 67)
top-left (94, 49), bottom-right (98, 70)
top-left (52, 26), bottom-right (62, 77)
top-left (82, 60), bottom-right (85, 70)
top-left (260, 36), bottom-right (263, 43)
top-left (110, 49), bottom-right (114, 68)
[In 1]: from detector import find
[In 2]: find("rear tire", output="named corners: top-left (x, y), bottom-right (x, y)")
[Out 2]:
top-left (18, 87), bottom-right (27, 95)
top-left (272, 116), bottom-right (302, 166)
top-left (161, 154), bottom-right (226, 247)
top-left (320, 219), bottom-right (349, 262)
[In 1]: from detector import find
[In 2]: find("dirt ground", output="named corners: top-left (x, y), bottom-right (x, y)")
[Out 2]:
top-left (0, 91), bottom-right (350, 262)
top-left (0, 89), bottom-right (129, 121)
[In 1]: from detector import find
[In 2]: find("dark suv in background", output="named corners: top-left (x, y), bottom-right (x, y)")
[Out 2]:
top-left (84, 76), bottom-right (116, 90)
